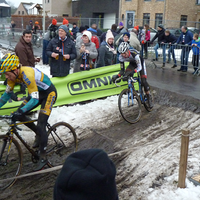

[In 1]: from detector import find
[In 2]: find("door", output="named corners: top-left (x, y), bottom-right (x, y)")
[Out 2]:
top-left (126, 11), bottom-right (135, 29)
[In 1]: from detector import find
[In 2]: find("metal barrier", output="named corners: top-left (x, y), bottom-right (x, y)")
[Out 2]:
top-left (146, 42), bottom-right (200, 74)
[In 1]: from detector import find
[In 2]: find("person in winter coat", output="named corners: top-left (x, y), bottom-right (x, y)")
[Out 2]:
top-left (96, 30), bottom-right (117, 68)
top-left (87, 24), bottom-right (100, 49)
top-left (191, 33), bottom-right (200, 74)
top-left (15, 29), bottom-right (39, 67)
top-left (129, 29), bottom-right (141, 51)
top-left (116, 22), bottom-right (127, 34)
top-left (140, 24), bottom-right (150, 59)
top-left (160, 30), bottom-right (177, 68)
top-left (162, 30), bottom-right (177, 68)
top-left (72, 23), bottom-right (79, 39)
top-left (46, 25), bottom-right (77, 77)
top-left (42, 18), bottom-right (58, 64)
top-left (73, 31), bottom-right (98, 73)
top-left (176, 26), bottom-right (193, 72)
top-left (100, 24), bottom-right (118, 43)
top-left (150, 24), bottom-right (165, 61)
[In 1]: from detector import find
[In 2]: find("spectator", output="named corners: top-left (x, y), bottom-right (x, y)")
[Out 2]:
top-left (87, 24), bottom-right (100, 49)
top-left (176, 26), bottom-right (193, 72)
top-left (140, 24), bottom-right (150, 59)
top-left (97, 27), bottom-right (103, 37)
top-left (15, 29), bottom-right (39, 67)
top-left (72, 22), bottom-right (79, 39)
top-left (10, 21), bottom-right (16, 39)
top-left (150, 24), bottom-right (165, 62)
top-left (76, 26), bottom-right (86, 44)
top-left (116, 22), bottom-right (127, 34)
top-left (133, 25), bottom-right (140, 36)
top-left (74, 30), bottom-right (98, 73)
top-left (42, 18), bottom-right (58, 65)
top-left (63, 18), bottom-right (74, 41)
top-left (27, 20), bottom-right (33, 31)
top-left (162, 30), bottom-right (177, 68)
top-left (96, 30), bottom-right (117, 68)
top-left (32, 21), bottom-right (41, 34)
top-left (46, 25), bottom-right (77, 77)
top-left (53, 149), bottom-right (119, 200)
top-left (129, 29), bottom-right (141, 52)
top-left (191, 33), bottom-right (200, 74)
top-left (100, 24), bottom-right (118, 43)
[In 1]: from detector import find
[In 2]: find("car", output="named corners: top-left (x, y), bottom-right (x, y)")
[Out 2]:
top-left (187, 27), bottom-right (200, 35)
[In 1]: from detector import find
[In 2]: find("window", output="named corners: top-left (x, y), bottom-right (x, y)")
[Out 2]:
top-left (125, 0), bottom-right (132, 1)
top-left (22, 11), bottom-right (24, 15)
top-left (18, 11), bottom-right (20, 15)
top-left (48, 0), bottom-right (50, 3)
top-left (143, 13), bottom-right (150, 26)
top-left (196, 0), bottom-right (200, 4)
top-left (155, 13), bottom-right (163, 28)
top-left (144, 0), bottom-right (151, 1)
top-left (157, 0), bottom-right (164, 1)
top-left (180, 15), bottom-right (187, 27)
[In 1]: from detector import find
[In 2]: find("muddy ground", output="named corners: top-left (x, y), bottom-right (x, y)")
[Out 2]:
top-left (1, 87), bottom-right (200, 200)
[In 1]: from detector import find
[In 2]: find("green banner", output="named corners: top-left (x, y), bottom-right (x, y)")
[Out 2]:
top-left (0, 63), bottom-right (139, 115)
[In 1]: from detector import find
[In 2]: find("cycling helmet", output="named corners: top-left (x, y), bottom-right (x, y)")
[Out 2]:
top-left (118, 42), bottom-right (129, 53)
top-left (0, 53), bottom-right (20, 73)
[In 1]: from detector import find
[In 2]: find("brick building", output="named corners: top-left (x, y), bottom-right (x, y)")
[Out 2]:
top-left (120, 0), bottom-right (200, 29)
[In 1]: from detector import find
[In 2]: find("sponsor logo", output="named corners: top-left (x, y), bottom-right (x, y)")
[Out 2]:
top-left (22, 71), bottom-right (31, 85)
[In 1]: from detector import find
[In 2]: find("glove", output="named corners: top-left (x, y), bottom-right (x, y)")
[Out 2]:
top-left (12, 109), bottom-right (24, 121)
top-left (122, 75), bottom-right (128, 82)
top-left (112, 74), bottom-right (121, 83)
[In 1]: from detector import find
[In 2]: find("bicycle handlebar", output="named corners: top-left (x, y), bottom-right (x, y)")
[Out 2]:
top-left (114, 76), bottom-right (138, 87)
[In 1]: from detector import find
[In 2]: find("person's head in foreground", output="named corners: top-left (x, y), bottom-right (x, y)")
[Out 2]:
top-left (54, 149), bottom-right (119, 200)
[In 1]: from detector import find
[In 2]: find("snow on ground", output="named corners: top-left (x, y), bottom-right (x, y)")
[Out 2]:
top-left (1, 56), bottom-right (200, 199)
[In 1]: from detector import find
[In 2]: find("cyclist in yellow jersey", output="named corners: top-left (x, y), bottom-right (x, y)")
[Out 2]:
top-left (0, 53), bottom-right (57, 171)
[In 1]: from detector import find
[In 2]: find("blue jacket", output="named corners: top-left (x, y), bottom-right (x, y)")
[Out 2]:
top-left (46, 36), bottom-right (77, 77)
top-left (176, 30), bottom-right (193, 45)
top-left (192, 39), bottom-right (200, 55)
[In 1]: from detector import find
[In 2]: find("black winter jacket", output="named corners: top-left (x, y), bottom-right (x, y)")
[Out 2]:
top-left (46, 36), bottom-right (77, 77)
top-left (151, 28), bottom-right (165, 43)
top-left (163, 33), bottom-right (177, 44)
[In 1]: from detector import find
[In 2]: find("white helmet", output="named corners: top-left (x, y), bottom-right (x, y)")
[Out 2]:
top-left (118, 42), bottom-right (129, 53)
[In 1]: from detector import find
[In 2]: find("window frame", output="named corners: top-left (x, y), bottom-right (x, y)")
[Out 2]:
top-left (155, 13), bottom-right (163, 28)
top-left (143, 13), bottom-right (150, 26)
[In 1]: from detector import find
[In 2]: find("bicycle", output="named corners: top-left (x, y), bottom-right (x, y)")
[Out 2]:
top-left (0, 115), bottom-right (78, 190)
top-left (115, 73), bottom-right (154, 124)
top-left (32, 33), bottom-right (42, 48)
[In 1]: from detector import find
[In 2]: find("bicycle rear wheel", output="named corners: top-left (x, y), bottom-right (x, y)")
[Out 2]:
top-left (0, 135), bottom-right (22, 190)
top-left (118, 89), bottom-right (142, 124)
top-left (46, 122), bottom-right (78, 167)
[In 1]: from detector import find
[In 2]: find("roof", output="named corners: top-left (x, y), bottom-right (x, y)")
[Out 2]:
top-left (0, 0), bottom-right (8, 3)
top-left (21, 2), bottom-right (34, 13)
top-left (29, 3), bottom-right (42, 10)
top-left (0, 2), bottom-right (10, 7)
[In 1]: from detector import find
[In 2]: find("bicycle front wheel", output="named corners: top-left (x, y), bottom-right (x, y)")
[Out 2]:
top-left (46, 122), bottom-right (78, 167)
top-left (143, 89), bottom-right (154, 112)
top-left (118, 89), bottom-right (142, 124)
top-left (0, 135), bottom-right (22, 190)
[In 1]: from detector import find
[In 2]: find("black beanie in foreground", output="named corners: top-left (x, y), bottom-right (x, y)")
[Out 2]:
top-left (53, 149), bottom-right (119, 200)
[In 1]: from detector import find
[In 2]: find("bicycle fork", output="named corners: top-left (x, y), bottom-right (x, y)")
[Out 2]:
top-left (0, 136), bottom-right (13, 166)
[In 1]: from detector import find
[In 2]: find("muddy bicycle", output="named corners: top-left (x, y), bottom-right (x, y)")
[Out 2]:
top-left (115, 73), bottom-right (154, 124)
top-left (0, 115), bottom-right (78, 190)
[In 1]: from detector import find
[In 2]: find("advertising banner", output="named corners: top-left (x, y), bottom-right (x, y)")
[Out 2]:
top-left (0, 63), bottom-right (139, 115)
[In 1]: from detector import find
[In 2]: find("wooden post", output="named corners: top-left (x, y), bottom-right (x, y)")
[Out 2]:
top-left (178, 129), bottom-right (190, 188)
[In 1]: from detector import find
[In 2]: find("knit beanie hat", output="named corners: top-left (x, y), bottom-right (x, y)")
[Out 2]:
top-left (158, 24), bottom-right (164, 29)
top-left (52, 18), bottom-right (57, 26)
top-left (119, 22), bottom-right (123, 26)
top-left (54, 149), bottom-right (119, 200)
top-left (59, 25), bottom-right (69, 34)
top-left (63, 18), bottom-right (69, 25)
top-left (134, 25), bottom-right (139, 31)
top-left (106, 30), bottom-right (114, 42)
top-left (123, 32), bottom-right (130, 39)
top-left (82, 30), bottom-right (92, 41)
